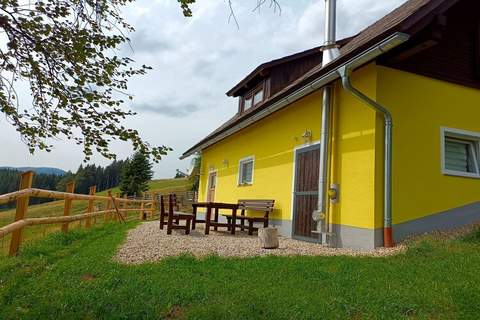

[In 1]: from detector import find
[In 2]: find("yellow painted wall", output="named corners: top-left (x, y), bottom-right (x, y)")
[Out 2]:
top-left (329, 64), bottom-right (381, 229)
top-left (199, 90), bottom-right (323, 221)
top-left (199, 64), bottom-right (381, 230)
top-left (377, 66), bottom-right (480, 224)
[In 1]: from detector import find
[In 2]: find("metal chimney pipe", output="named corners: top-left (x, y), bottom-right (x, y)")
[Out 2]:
top-left (316, 0), bottom-right (339, 245)
top-left (322, 0), bottom-right (340, 65)
top-left (324, 0), bottom-right (337, 45)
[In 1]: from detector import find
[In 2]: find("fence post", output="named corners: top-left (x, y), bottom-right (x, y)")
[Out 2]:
top-left (139, 195), bottom-right (145, 220)
top-left (9, 171), bottom-right (34, 256)
top-left (105, 191), bottom-right (112, 223)
top-left (123, 194), bottom-right (128, 221)
top-left (61, 182), bottom-right (75, 233)
top-left (85, 186), bottom-right (96, 228)
top-left (154, 193), bottom-right (160, 219)
top-left (114, 193), bottom-right (121, 221)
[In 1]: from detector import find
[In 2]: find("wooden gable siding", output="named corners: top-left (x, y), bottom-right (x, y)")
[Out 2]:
top-left (381, 0), bottom-right (480, 89)
top-left (269, 52), bottom-right (322, 97)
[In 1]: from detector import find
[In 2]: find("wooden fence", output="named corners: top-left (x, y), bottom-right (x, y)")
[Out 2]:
top-left (0, 171), bottom-right (157, 256)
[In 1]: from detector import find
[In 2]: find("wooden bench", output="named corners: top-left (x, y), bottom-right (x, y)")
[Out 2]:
top-left (159, 194), bottom-right (194, 235)
top-left (223, 200), bottom-right (275, 235)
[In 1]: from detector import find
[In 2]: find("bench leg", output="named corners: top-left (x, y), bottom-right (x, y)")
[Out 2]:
top-left (264, 218), bottom-right (268, 228)
top-left (160, 211), bottom-right (166, 230)
top-left (192, 207), bottom-right (197, 230)
top-left (226, 217), bottom-right (231, 231)
top-left (231, 208), bottom-right (237, 235)
top-left (205, 207), bottom-right (211, 235)
top-left (185, 218), bottom-right (191, 235)
top-left (167, 215), bottom-right (173, 235)
top-left (248, 220), bottom-right (254, 236)
top-left (214, 208), bottom-right (219, 231)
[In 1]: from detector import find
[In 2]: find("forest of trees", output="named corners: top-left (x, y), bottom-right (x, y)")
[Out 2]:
top-left (63, 160), bottom-right (129, 194)
top-left (0, 169), bottom-right (62, 209)
top-left (0, 160), bottom-right (129, 210)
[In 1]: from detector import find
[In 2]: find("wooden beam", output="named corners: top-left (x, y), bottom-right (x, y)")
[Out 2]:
top-left (475, 20), bottom-right (480, 78)
top-left (0, 188), bottom-right (153, 205)
top-left (61, 182), bottom-right (75, 233)
top-left (105, 191), bottom-right (113, 223)
top-left (85, 186), bottom-right (96, 228)
top-left (9, 171), bottom-right (34, 256)
top-left (0, 208), bottom-right (155, 238)
top-left (388, 39), bottom-right (439, 63)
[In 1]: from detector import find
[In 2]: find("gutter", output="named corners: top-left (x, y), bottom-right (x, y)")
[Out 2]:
top-left (180, 33), bottom-right (409, 160)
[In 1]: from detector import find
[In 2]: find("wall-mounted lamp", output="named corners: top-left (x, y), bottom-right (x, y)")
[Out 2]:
top-left (302, 130), bottom-right (313, 143)
top-left (222, 159), bottom-right (229, 167)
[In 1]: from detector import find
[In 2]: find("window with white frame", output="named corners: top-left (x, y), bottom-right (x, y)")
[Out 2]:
top-left (238, 157), bottom-right (254, 185)
top-left (441, 127), bottom-right (480, 178)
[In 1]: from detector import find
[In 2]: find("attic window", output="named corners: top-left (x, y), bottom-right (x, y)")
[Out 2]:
top-left (242, 83), bottom-right (265, 112)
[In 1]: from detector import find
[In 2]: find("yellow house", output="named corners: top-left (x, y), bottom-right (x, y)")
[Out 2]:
top-left (182, 0), bottom-right (480, 249)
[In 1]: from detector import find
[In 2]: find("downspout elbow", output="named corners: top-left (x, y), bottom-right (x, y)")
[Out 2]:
top-left (338, 66), bottom-right (393, 123)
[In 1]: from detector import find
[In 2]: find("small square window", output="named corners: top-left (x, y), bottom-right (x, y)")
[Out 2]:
top-left (238, 157), bottom-right (254, 185)
top-left (441, 127), bottom-right (480, 178)
top-left (244, 96), bottom-right (253, 110)
top-left (253, 89), bottom-right (264, 106)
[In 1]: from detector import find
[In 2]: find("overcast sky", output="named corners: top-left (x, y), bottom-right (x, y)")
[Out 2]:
top-left (0, 0), bottom-right (406, 178)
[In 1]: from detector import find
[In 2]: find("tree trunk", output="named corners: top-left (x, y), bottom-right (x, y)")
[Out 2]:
top-left (258, 227), bottom-right (279, 249)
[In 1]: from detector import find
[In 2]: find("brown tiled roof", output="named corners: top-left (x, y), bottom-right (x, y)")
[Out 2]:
top-left (182, 0), bottom-right (456, 158)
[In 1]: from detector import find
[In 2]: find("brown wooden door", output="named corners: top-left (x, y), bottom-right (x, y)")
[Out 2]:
top-left (293, 144), bottom-right (320, 241)
top-left (207, 172), bottom-right (216, 202)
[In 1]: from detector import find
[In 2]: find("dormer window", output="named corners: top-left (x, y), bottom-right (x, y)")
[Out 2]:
top-left (244, 96), bottom-right (253, 110)
top-left (253, 89), bottom-right (264, 105)
top-left (241, 82), bottom-right (265, 112)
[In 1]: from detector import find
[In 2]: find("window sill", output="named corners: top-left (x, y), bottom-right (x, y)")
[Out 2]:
top-left (442, 170), bottom-right (480, 179)
top-left (238, 183), bottom-right (253, 187)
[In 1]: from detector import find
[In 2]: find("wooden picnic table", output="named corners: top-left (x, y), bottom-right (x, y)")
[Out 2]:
top-left (192, 202), bottom-right (238, 235)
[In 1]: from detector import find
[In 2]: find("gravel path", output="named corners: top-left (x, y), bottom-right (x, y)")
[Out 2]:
top-left (115, 221), bottom-right (404, 264)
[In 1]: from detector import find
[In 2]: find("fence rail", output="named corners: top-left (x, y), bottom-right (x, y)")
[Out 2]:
top-left (0, 171), bottom-right (158, 256)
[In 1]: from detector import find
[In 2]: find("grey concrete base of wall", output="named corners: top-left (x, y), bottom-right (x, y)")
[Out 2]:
top-left (327, 201), bottom-right (480, 250)
top-left (328, 224), bottom-right (383, 250)
top-left (393, 201), bottom-right (480, 243)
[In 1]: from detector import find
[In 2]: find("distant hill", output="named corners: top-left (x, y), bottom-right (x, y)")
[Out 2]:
top-left (0, 166), bottom-right (67, 176)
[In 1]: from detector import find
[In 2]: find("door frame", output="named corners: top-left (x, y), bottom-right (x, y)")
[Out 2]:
top-left (205, 170), bottom-right (217, 202)
top-left (291, 142), bottom-right (321, 243)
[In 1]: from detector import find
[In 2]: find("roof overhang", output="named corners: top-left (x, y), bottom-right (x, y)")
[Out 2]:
top-left (180, 32), bottom-right (410, 160)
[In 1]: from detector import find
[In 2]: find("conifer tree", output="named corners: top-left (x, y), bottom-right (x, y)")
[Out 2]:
top-left (119, 152), bottom-right (153, 196)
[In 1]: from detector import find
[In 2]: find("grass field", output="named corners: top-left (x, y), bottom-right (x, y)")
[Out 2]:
top-left (0, 222), bottom-right (479, 319)
top-left (98, 178), bottom-right (192, 197)
top-left (0, 178), bottom-right (192, 254)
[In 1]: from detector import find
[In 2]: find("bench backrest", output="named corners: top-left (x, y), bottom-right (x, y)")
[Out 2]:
top-left (237, 200), bottom-right (275, 217)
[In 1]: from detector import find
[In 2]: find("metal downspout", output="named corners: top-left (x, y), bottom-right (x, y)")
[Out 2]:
top-left (337, 66), bottom-right (394, 247)
top-left (317, 85), bottom-right (332, 244)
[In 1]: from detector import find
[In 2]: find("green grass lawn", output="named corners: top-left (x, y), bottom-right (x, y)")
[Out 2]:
top-left (0, 222), bottom-right (479, 319)
top-left (0, 178), bottom-right (192, 254)
top-left (98, 178), bottom-right (192, 196)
